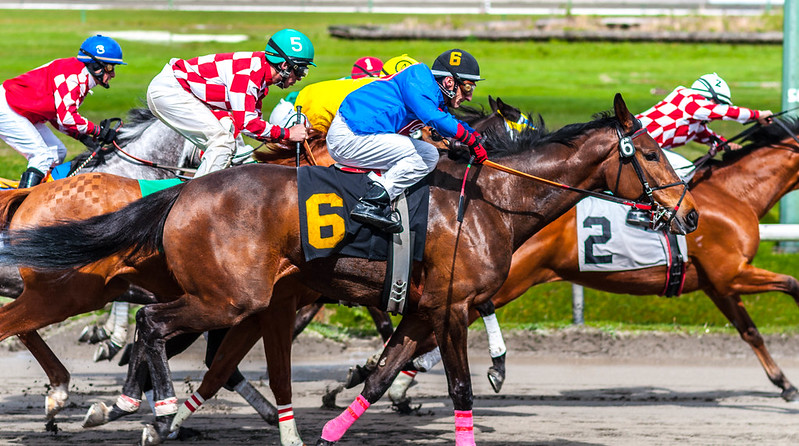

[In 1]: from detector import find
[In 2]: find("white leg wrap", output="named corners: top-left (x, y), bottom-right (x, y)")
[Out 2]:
top-left (388, 371), bottom-right (416, 404)
top-left (109, 301), bottom-right (130, 347)
top-left (483, 313), bottom-right (507, 358)
top-left (170, 392), bottom-right (204, 432)
top-left (154, 397), bottom-right (178, 417)
top-left (116, 393), bottom-right (142, 413)
top-left (412, 346), bottom-right (442, 372)
top-left (277, 404), bottom-right (304, 446)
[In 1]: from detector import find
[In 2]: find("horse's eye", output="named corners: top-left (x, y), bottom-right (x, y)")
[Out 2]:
top-left (644, 152), bottom-right (659, 162)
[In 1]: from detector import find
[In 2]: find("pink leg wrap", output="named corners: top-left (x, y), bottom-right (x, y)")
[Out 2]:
top-left (320, 394), bottom-right (370, 442)
top-left (454, 410), bottom-right (476, 446)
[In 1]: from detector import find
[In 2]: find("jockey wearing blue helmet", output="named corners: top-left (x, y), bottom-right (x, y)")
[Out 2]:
top-left (77, 35), bottom-right (126, 89)
top-left (0, 35), bottom-right (125, 188)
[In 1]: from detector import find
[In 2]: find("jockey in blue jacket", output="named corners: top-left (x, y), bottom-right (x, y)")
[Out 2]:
top-left (327, 49), bottom-right (487, 233)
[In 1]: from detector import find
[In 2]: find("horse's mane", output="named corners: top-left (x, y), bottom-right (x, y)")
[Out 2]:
top-left (69, 106), bottom-right (159, 172)
top-left (480, 109), bottom-right (634, 159)
top-left (116, 107), bottom-right (159, 145)
top-left (451, 104), bottom-right (490, 127)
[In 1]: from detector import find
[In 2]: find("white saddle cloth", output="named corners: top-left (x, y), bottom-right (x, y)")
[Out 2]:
top-left (576, 197), bottom-right (688, 272)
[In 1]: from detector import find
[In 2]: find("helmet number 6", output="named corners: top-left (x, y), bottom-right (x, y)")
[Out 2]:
top-left (290, 36), bottom-right (303, 52)
top-left (449, 51), bottom-right (461, 66)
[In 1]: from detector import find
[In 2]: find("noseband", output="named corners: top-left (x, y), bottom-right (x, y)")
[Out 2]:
top-left (613, 126), bottom-right (688, 231)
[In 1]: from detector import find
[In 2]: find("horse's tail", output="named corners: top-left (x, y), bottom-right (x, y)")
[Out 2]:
top-left (0, 183), bottom-right (185, 270)
top-left (0, 188), bottom-right (33, 230)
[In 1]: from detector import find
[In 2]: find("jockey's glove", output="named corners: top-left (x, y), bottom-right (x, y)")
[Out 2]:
top-left (454, 125), bottom-right (488, 164)
top-left (95, 118), bottom-right (121, 145)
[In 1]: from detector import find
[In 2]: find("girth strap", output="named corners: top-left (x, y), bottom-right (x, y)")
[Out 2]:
top-left (382, 192), bottom-right (413, 315)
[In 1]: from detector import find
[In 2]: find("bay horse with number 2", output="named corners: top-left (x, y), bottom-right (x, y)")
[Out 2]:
top-left (0, 94), bottom-right (697, 445)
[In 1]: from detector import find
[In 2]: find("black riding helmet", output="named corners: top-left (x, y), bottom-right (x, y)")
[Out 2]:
top-left (431, 49), bottom-right (483, 99)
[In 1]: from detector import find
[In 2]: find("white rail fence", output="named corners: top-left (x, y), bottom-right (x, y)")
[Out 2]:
top-left (570, 224), bottom-right (799, 325)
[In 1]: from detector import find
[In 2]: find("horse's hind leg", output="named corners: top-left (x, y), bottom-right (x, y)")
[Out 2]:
top-left (293, 301), bottom-right (323, 340)
top-left (170, 315), bottom-right (271, 435)
top-left (16, 331), bottom-right (70, 419)
top-left (707, 284), bottom-right (798, 401)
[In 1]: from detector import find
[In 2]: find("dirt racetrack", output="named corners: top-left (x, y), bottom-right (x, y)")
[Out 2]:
top-left (2, 321), bottom-right (799, 445)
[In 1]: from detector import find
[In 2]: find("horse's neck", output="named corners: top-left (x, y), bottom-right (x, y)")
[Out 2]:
top-left (698, 145), bottom-right (799, 218)
top-left (466, 136), bottom-right (603, 250)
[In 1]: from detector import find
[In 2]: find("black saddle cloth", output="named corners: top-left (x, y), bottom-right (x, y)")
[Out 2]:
top-left (297, 165), bottom-right (429, 262)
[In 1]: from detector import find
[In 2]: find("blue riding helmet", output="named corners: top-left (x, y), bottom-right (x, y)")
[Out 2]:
top-left (77, 35), bottom-right (126, 66)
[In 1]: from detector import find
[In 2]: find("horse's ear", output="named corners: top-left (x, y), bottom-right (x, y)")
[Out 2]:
top-left (488, 95), bottom-right (498, 112)
top-left (614, 93), bottom-right (635, 133)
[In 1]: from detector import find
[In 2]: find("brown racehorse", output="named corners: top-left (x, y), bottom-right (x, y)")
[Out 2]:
top-left (0, 124), bottom-right (459, 441)
top-left (0, 94), bottom-right (698, 445)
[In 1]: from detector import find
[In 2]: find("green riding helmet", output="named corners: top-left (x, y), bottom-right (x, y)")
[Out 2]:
top-left (265, 28), bottom-right (316, 68)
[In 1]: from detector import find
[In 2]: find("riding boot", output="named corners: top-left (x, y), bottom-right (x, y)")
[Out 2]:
top-left (18, 167), bottom-right (44, 188)
top-left (350, 182), bottom-right (402, 233)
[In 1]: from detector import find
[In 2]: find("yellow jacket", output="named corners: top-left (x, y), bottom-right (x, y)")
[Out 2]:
top-left (294, 77), bottom-right (377, 132)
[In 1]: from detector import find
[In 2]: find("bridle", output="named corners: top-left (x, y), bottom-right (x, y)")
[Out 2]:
top-left (612, 126), bottom-right (688, 231)
top-left (473, 124), bottom-right (687, 231)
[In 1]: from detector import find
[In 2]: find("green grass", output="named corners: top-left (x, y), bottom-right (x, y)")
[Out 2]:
top-left (1, 10), bottom-right (796, 335)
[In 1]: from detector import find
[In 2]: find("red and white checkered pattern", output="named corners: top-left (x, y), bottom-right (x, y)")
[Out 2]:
top-left (636, 86), bottom-right (761, 150)
top-left (2, 57), bottom-right (97, 138)
top-left (171, 52), bottom-right (279, 140)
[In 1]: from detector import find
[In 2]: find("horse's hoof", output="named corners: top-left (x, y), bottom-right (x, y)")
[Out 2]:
top-left (487, 366), bottom-right (505, 393)
top-left (316, 439), bottom-right (337, 446)
top-left (391, 399), bottom-right (421, 415)
top-left (118, 343), bottom-right (133, 366)
top-left (141, 424), bottom-right (162, 446)
top-left (93, 340), bottom-right (122, 362)
top-left (77, 325), bottom-right (94, 343)
top-left (89, 326), bottom-right (110, 344)
top-left (344, 365), bottom-right (369, 389)
top-left (782, 386), bottom-right (798, 402)
top-left (322, 384), bottom-right (344, 410)
top-left (82, 402), bottom-right (110, 428)
top-left (45, 384), bottom-right (69, 420)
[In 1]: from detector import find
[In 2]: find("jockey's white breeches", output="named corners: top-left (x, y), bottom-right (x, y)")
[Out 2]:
top-left (146, 63), bottom-right (247, 177)
top-left (662, 149), bottom-right (696, 182)
top-left (0, 86), bottom-right (67, 173)
top-left (327, 112), bottom-right (438, 200)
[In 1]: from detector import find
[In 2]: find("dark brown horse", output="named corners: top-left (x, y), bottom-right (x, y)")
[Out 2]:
top-left (0, 94), bottom-right (698, 445)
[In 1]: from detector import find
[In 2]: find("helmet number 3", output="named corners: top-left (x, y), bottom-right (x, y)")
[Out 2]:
top-left (290, 36), bottom-right (303, 52)
top-left (449, 51), bottom-right (462, 66)
top-left (95, 45), bottom-right (106, 55)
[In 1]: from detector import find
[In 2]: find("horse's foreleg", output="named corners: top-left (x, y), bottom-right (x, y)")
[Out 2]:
top-left (16, 331), bottom-right (70, 420)
top-left (366, 306), bottom-right (394, 343)
top-left (475, 300), bottom-right (507, 393)
top-left (431, 302), bottom-right (476, 446)
top-left (293, 301), bottom-right (323, 340)
top-left (317, 313), bottom-right (432, 445)
top-left (707, 285), bottom-right (798, 401)
top-left (260, 299), bottom-right (304, 446)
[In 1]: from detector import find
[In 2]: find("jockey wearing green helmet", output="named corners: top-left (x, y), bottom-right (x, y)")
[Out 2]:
top-left (145, 28), bottom-right (315, 177)
top-left (265, 28), bottom-right (316, 89)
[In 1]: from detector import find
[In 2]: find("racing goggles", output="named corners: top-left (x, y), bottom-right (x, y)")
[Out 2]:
top-left (458, 80), bottom-right (476, 94)
top-left (293, 64), bottom-right (309, 80)
top-left (80, 49), bottom-right (115, 73)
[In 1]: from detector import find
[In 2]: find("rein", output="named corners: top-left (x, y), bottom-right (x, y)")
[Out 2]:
top-left (481, 127), bottom-right (685, 217)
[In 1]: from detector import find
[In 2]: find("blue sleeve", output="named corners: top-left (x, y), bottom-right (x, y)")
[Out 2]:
top-left (398, 66), bottom-right (475, 137)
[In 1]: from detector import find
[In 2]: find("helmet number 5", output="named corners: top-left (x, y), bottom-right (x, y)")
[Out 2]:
top-left (290, 36), bottom-right (303, 52)
top-left (449, 51), bottom-right (462, 66)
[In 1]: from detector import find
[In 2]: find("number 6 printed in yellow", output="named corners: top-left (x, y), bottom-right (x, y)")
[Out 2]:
top-left (306, 193), bottom-right (346, 249)
top-left (449, 51), bottom-right (462, 66)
